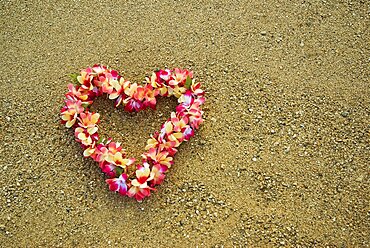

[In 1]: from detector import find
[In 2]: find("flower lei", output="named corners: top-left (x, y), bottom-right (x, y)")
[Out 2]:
top-left (60, 64), bottom-right (205, 201)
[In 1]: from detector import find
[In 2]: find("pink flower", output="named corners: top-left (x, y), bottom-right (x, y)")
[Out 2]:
top-left (106, 151), bottom-right (135, 169)
top-left (176, 95), bottom-right (205, 129)
top-left (100, 161), bottom-right (117, 178)
top-left (123, 84), bottom-right (146, 112)
top-left (74, 127), bottom-right (94, 146)
top-left (147, 69), bottom-right (171, 86)
top-left (101, 78), bottom-right (113, 94)
top-left (124, 83), bottom-right (138, 97)
top-left (106, 173), bottom-right (128, 195)
top-left (178, 90), bottom-right (194, 107)
top-left (92, 64), bottom-right (107, 75)
top-left (127, 163), bottom-right (155, 201)
top-left (136, 162), bottom-right (154, 184)
top-left (157, 69), bottom-right (171, 81)
top-left (146, 70), bottom-right (172, 96)
top-left (169, 112), bottom-right (194, 141)
top-left (190, 82), bottom-right (205, 96)
top-left (145, 133), bottom-right (160, 150)
top-left (150, 164), bottom-right (167, 185)
top-left (77, 112), bottom-right (100, 134)
top-left (83, 145), bottom-right (96, 158)
top-left (171, 85), bottom-right (187, 98)
top-left (147, 72), bottom-right (161, 88)
top-left (133, 86), bottom-right (146, 101)
top-left (77, 70), bottom-right (94, 91)
top-left (182, 126), bottom-right (194, 141)
top-left (143, 84), bottom-right (159, 110)
top-left (145, 130), bottom-right (178, 156)
top-left (144, 148), bottom-right (173, 168)
top-left (169, 68), bottom-right (193, 87)
top-left (100, 70), bottom-right (120, 93)
top-left (60, 99), bottom-right (84, 128)
top-left (95, 142), bottom-right (123, 163)
top-left (124, 99), bottom-right (145, 112)
top-left (170, 112), bottom-right (188, 132)
top-left (159, 119), bottom-right (184, 148)
top-left (108, 78), bottom-right (130, 107)
top-left (66, 84), bottom-right (89, 101)
top-left (187, 102), bottom-right (205, 129)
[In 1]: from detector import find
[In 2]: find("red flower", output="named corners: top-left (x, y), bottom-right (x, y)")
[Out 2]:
top-left (150, 164), bottom-right (167, 186)
top-left (127, 163), bottom-right (155, 201)
top-left (106, 173), bottom-right (128, 195)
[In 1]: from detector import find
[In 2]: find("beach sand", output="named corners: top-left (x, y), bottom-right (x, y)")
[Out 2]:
top-left (1, 0), bottom-right (369, 247)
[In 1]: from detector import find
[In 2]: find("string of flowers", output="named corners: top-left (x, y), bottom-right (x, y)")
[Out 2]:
top-left (60, 64), bottom-right (205, 201)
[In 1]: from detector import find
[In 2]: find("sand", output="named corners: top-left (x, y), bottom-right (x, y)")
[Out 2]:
top-left (0, 0), bottom-right (369, 247)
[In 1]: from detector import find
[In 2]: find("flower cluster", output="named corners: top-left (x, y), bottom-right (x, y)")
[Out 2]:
top-left (61, 65), bottom-right (205, 201)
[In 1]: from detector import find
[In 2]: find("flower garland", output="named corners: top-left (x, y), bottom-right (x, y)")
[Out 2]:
top-left (60, 64), bottom-right (205, 201)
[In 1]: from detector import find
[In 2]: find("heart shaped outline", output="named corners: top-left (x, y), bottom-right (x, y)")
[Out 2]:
top-left (61, 65), bottom-right (205, 201)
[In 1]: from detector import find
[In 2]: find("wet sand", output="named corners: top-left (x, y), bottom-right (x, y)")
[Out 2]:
top-left (0, 0), bottom-right (369, 247)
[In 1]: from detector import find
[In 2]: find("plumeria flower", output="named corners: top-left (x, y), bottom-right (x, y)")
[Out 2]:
top-left (147, 69), bottom-right (171, 87)
top-left (157, 69), bottom-right (171, 81)
top-left (74, 70), bottom-right (101, 100)
top-left (75, 127), bottom-right (94, 146)
top-left (160, 120), bottom-right (184, 148)
top-left (147, 72), bottom-right (161, 88)
top-left (106, 151), bottom-right (135, 169)
top-left (127, 163), bottom-right (155, 201)
top-left (176, 95), bottom-right (205, 129)
top-left (136, 162), bottom-right (154, 183)
top-left (160, 121), bottom-right (173, 139)
top-left (133, 86), bottom-right (146, 101)
top-left (92, 64), bottom-right (107, 75)
top-left (170, 112), bottom-right (194, 141)
top-left (170, 112), bottom-right (188, 132)
top-left (190, 82), bottom-right (205, 96)
top-left (77, 70), bottom-right (94, 91)
top-left (60, 99), bottom-right (84, 128)
top-left (83, 144), bottom-right (96, 158)
top-left (124, 98), bottom-right (145, 112)
top-left (145, 133), bottom-right (160, 150)
top-left (124, 82), bottom-right (138, 97)
top-left (95, 142), bottom-right (123, 163)
top-left (101, 75), bottom-right (116, 94)
top-left (106, 173), bottom-right (128, 195)
top-left (123, 83), bottom-right (146, 112)
top-left (66, 84), bottom-right (89, 101)
top-left (84, 67), bottom-right (93, 74)
top-left (144, 148), bottom-right (173, 168)
top-left (187, 100), bottom-right (205, 129)
top-left (78, 112), bottom-right (99, 134)
top-left (182, 126), bottom-right (194, 141)
top-left (145, 130), bottom-right (177, 154)
top-left (172, 85), bottom-right (187, 98)
top-left (177, 90), bottom-right (194, 107)
top-left (108, 78), bottom-right (130, 107)
top-left (150, 164), bottom-right (167, 185)
top-left (93, 74), bottom-right (106, 88)
top-left (169, 68), bottom-right (193, 87)
top-left (101, 78), bottom-right (114, 94)
top-left (100, 161), bottom-right (117, 178)
top-left (147, 69), bottom-right (172, 96)
top-left (178, 105), bottom-right (204, 129)
top-left (143, 84), bottom-right (159, 110)
top-left (100, 70), bottom-right (120, 93)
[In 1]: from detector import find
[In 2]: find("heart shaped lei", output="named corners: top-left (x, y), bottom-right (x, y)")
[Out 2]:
top-left (60, 65), bottom-right (205, 201)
